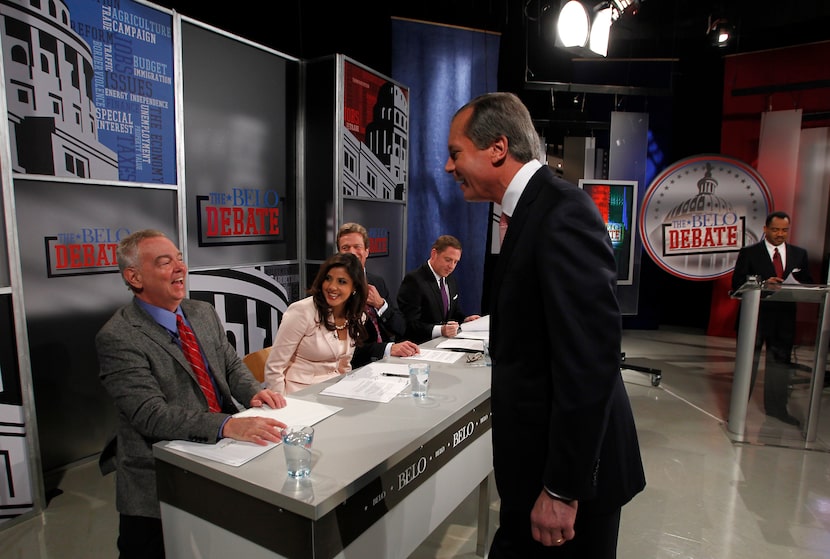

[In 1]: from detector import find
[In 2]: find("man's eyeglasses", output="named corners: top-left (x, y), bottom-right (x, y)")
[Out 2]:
top-left (465, 352), bottom-right (484, 363)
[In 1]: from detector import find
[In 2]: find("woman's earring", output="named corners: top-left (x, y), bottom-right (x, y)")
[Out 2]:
top-left (352, 291), bottom-right (356, 295)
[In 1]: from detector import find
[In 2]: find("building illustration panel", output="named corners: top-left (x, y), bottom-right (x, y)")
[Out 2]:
top-left (342, 60), bottom-right (408, 200)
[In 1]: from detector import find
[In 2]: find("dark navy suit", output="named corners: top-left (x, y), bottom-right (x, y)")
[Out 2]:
top-left (397, 263), bottom-right (465, 344)
top-left (731, 240), bottom-right (812, 417)
top-left (488, 165), bottom-right (645, 557)
top-left (351, 271), bottom-right (406, 367)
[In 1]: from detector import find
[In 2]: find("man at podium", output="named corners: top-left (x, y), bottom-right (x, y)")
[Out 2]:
top-left (731, 211), bottom-right (813, 426)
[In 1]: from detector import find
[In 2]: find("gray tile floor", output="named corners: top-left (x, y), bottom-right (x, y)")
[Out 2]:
top-left (2, 327), bottom-right (830, 558)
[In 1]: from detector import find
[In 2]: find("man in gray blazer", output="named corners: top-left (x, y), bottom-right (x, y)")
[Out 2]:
top-left (96, 229), bottom-right (287, 558)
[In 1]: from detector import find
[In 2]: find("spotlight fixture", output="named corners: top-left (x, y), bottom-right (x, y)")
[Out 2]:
top-left (609, 0), bottom-right (639, 19)
top-left (556, 1), bottom-right (591, 50)
top-left (555, 0), bottom-right (640, 57)
top-left (707, 16), bottom-right (734, 48)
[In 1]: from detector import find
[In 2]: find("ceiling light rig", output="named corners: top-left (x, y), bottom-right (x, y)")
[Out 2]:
top-left (707, 15), bottom-right (735, 48)
top-left (555, 0), bottom-right (640, 57)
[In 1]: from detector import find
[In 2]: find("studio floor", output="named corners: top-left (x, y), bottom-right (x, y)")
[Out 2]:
top-left (2, 327), bottom-right (830, 558)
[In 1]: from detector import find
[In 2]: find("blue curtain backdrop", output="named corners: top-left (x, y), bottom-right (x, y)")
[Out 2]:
top-left (391, 18), bottom-right (500, 315)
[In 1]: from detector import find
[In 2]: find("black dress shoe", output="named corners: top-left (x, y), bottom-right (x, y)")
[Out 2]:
top-left (766, 411), bottom-right (800, 426)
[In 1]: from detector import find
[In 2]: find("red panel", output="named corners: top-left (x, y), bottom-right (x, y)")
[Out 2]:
top-left (709, 41), bottom-right (830, 337)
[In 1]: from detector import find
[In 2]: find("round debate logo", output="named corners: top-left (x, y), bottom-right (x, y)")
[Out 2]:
top-left (639, 154), bottom-right (772, 280)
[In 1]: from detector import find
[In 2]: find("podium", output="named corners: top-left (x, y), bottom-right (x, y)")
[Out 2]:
top-left (729, 279), bottom-right (830, 442)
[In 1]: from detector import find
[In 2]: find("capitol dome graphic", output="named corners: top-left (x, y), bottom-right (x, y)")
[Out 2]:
top-left (641, 155), bottom-right (771, 280)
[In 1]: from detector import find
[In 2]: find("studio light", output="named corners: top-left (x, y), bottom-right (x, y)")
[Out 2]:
top-left (707, 16), bottom-right (734, 48)
top-left (589, 5), bottom-right (613, 56)
top-left (555, 0), bottom-right (639, 57)
top-left (556, 1), bottom-right (591, 49)
top-left (609, 0), bottom-right (639, 19)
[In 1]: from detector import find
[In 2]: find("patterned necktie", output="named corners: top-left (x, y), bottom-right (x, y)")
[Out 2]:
top-left (773, 247), bottom-right (784, 278)
top-left (366, 305), bottom-right (382, 343)
top-left (176, 314), bottom-right (221, 412)
top-left (499, 212), bottom-right (510, 246)
top-left (440, 276), bottom-right (449, 320)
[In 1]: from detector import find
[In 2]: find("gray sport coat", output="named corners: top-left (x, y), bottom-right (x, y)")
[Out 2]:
top-left (96, 298), bottom-right (261, 518)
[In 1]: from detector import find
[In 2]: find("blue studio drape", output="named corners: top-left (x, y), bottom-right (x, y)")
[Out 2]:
top-left (391, 18), bottom-right (500, 315)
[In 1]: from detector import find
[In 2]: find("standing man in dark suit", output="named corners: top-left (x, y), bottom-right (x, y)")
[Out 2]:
top-left (445, 92), bottom-right (644, 558)
top-left (337, 222), bottom-right (419, 366)
top-left (731, 211), bottom-right (813, 426)
top-left (397, 235), bottom-right (481, 344)
top-left (96, 230), bottom-right (287, 558)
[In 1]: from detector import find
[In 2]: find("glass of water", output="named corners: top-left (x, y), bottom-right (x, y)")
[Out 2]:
top-left (282, 425), bottom-right (314, 478)
top-left (409, 363), bottom-right (430, 398)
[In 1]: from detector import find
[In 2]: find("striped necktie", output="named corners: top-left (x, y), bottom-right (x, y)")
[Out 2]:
top-left (366, 305), bottom-right (383, 343)
top-left (177, 315), bottom-right (221, 412)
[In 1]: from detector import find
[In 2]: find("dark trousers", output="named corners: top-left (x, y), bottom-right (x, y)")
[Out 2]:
top-left (488, 506), bottom-right (621, 558)
top-left (118, 514), bottom-right (165, 559)
top-left (750, 330), bottom-right (793, 415)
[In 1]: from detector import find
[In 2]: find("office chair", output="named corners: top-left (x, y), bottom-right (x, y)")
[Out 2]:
top-left (243, 346), bottom-right (272, 384)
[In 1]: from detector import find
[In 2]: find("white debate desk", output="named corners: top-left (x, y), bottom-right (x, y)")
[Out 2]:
top-left (153, 339), bottom-right (494, 558)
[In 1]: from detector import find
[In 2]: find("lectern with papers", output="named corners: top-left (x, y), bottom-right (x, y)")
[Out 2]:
top-left (729, 279), bottom-right (830, 443)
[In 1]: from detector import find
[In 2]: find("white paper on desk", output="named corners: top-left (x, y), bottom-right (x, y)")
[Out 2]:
top-left (460, 315), bottom-right (489, 332)
top-left (163, 398), bottom-right (342, 467)
top-left (436, 338), bottom-right (485, 352)
top-left (165, 438), bottom-right (278, 467)
top-left (456, 331), bottom-right (489, 341)
top-left (234, 397), bottom-right (342, 426)
top-left (320, 363), bottom-right (410, 403)
top-left (401, 348), bottom-right (463, 363)
top-left (783, 273), bottom-right (802, 285)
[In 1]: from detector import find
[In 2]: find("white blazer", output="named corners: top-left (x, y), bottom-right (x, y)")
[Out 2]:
top-left (264, 296), bottom-right (354, 394)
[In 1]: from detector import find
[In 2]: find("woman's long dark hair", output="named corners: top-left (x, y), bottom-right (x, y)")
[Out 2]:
top-left (308, 252), bottom-right (368, 345)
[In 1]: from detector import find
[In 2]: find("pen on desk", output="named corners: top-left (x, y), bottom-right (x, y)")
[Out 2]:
top-left (382, 372), bottom-right (409, 378)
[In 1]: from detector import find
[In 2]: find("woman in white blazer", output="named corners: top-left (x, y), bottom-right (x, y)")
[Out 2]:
top-left (265, 253), bottom-right (368, 394)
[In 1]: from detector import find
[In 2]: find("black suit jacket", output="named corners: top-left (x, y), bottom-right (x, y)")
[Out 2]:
top-left (351, 271), bottom-right (407, 367)
top-left (490, 165), bottom-right (645, 523)
top-left (731, 240), bottom-right (813, 342)
top-left (397, 263), bottom-right (465, 344)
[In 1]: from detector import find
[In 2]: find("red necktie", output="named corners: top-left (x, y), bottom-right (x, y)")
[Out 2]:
top-left (366, 305), bottom-right (383, 343)
top-left (177, 315), bottom-right (221, 412)
top-left (440, 277), bottom-right (449, 319)
top-left (773, 247), bottom-right (784, 278)
top-left (499, 212), bottom-right (510, 246)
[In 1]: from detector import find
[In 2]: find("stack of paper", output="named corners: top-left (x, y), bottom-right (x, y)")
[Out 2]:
top-left (456, 315), bottom-right (489, 340)
top-left (436, 338), bottom-right (485, 352)
top-left (163, 397), bottom-right (342, 466)
top-left (320, 363), bottom-right (411, 403)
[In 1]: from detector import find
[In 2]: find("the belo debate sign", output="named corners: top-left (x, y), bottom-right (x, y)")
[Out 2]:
top-left (639, 154), bottom-right (772, 281)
